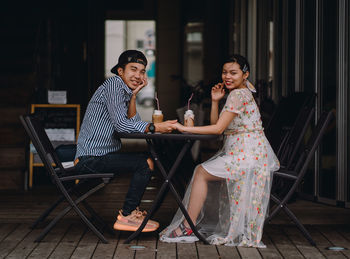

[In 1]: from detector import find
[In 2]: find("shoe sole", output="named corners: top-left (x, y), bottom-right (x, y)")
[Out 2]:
top-left (160, 235), bottom-right (199, 243)
top-left (113, 222), bottom-right (158, 232)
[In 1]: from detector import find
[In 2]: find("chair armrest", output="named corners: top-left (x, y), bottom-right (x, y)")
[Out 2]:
top-left (273, 170), bottom-right (298, 180)
top-left (59, 173), bottom-right (114, 182)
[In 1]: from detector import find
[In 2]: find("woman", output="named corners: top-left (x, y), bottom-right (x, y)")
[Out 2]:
top-left (159, 54), bottom-right (279, 247)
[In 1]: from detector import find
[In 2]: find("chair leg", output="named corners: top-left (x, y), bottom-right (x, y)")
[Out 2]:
top-left (266, 194), bottom-right (284, 222)
top-left (283, 204), bottom-right (316, 246)
top-left (267, 194), bottom-right (316, 246)
top-left (72, 184), bottom-right (115, 236)
top-left (35, 182), bottom-right (108, 243)
top-left (81, 200), bottom-right (116, 236)
top-left (32, 195), bottom-right (65, 228)
top-left (66, 182), bottom-right (109, 243)
top-left (32, 182), bottom-right (85, 229)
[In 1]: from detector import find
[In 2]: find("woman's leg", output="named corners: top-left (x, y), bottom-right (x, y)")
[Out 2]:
top-left (185, 165), bottom-right (222, 225)
top-left (173, 165), bottom-right (222, 235)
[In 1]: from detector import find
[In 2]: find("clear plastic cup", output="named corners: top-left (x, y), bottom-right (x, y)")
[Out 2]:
top-left (184, 110), bottom-right (195, 127)
top-left (152, 110), bottom-right (164, 123)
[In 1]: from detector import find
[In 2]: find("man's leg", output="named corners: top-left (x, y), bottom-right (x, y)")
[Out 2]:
top-left (75, 152), bottom-right (154, 215)
top-left (118, 154), bottom-right (153, 215)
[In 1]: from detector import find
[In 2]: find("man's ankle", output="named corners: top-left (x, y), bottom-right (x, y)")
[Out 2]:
top-left (120, 209), bottom-right (131, 216)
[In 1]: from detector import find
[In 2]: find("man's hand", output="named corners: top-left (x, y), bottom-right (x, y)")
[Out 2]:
top-left (132, 75), bottom-right (148, 96)
top-left (154, 120), bottom-right (178, 133)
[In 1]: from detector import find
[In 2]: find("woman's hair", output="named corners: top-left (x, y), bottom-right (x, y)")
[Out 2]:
top-left (222, 54), bottom-right (250, 73)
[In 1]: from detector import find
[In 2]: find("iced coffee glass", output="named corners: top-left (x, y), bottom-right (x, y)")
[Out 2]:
top-left (152, 110), bottom-right (164, 123)
top-left (184, 110), bottom-right (195, 127)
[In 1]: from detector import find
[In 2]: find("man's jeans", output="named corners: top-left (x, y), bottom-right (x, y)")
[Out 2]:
top-left (75, 152), bottom-right (152, 215)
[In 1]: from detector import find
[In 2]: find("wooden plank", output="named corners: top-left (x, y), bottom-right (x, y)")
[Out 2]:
top-left (216, 245), bottom-right (241, 259)
top-left (0, 126), bottom-right (26, 146)
top-left (0, 107), bottom-right (27, 125)
top-left (5, 228), bottom-right (42, 258)
top-left (337, 225), bottom-right (350, 241)
top-left (113, 231), bottom-right (137, 259)
top-left (156, 239), bottom-right (177, 259)
top-left (27, 223), bottom-right (70, 258)
top-left (0, 170), bottom-right (23, 191)
top-left (283, 225), bottom-right (326, 258)
top-left (177, 242), bottom-right (198, 259)
top-left (134, 234), bottom-right (157, 259)
top-left (49, 223), bottom-right (85, 259)
top-left (265, 225), bottom-right (304, 258)
top-left (237, 247), bottom-right (262, 258)
top-left (196, 242), bottom-right (219, 258)
top-left (315, 225), bottom-right (350, 257)
top-left (0, 223), bottom-right (18, 242)
top-left (0, 224), bottom-right (32, 258)
top-left (0, 147), bottom-right (25, 169)
top-left (70, 229), bottom-right (99, 259)
top-left (257, 233), bottom-right (283, 259)
top-left (306, 225), bottom-right (346, 259)
top-left (92, 232), bottom-right (118, 259)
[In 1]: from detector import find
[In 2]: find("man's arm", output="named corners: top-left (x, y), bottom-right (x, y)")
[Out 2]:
top-left (127, 94), bottom-right (137, 118)
top-left (105, 79), bottom-right (148, 133)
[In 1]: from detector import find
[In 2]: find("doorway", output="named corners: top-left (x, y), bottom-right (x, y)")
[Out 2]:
top-left (105, 20), bottom-right (156, 122)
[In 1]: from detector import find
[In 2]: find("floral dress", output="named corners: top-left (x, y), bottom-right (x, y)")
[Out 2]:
top-left (160, 85), bottom-right (280, 248)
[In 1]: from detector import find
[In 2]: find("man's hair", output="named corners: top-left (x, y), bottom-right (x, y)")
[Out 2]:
top-left (111, 50), bottom-right (148, 75)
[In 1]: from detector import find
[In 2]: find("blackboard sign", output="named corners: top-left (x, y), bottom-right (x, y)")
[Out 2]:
top-left (31, 104), bottom-right (80, 140)
top-left (28, 104), bottom-right (81, 188)
top-left (34, 107), bottom-right (77, 129)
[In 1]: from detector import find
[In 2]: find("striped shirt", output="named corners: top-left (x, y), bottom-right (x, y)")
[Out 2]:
top-left (75, 76), bottom-right (149, 158)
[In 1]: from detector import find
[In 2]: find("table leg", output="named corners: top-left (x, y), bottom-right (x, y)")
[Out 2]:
top-left (124, 140), bottom-right (209, 244)
top-left (150, 141), bottom-right (209, 244)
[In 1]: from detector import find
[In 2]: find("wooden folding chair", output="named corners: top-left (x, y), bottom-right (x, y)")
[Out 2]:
top-left (265, 93), bottom-right (315, 153)
top-left (277, 106), bottom-right (315, 168)
top-left (266, 111), bottom-right (334, 246)
top-left (20, 115), bottom-right (114, 243)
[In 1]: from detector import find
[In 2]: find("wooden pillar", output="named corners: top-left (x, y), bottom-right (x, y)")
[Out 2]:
top-left (156, 0), bottom-right (182, 119)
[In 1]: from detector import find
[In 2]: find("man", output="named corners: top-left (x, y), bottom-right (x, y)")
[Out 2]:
top-left (74, 50), bottom-right (177, 232)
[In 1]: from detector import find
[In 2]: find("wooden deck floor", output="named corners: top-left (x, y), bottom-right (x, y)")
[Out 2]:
top-left (1, 223), bottom-right (350, 258)
top-left (0, 173), bottom-right (350, 258)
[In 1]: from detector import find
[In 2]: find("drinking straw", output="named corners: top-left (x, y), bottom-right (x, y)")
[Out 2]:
top-left (187, 93), bottom-right (194, 110)
top-left (155, 92), bottom-right (160, 110)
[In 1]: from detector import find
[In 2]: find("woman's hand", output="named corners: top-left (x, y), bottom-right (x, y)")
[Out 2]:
top-left (132, 75), bottom-right (148, 96)
top-left (211, 83), bottom-right (225, 102)
top-left (174, 122), bottom-right (186, 132)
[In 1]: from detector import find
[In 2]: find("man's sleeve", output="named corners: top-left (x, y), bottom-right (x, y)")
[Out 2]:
top-left (105, 80), bottom-right (148, 133)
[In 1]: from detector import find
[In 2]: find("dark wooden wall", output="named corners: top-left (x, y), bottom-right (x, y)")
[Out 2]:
top-left (0, 1), bottom-right (95, 189)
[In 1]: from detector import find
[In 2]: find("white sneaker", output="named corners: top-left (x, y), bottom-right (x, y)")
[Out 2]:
top-left (160, 223), bottom-right (199, 243)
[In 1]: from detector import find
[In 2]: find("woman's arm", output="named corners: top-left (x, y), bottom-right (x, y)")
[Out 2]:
top-left (177, 111), bottom-right (237, 135)
top-left (210, 100), bottom-right (219, 125)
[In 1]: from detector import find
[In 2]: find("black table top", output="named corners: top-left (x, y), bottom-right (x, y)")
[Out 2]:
top-left (115, 131), bottom-right (220, 141)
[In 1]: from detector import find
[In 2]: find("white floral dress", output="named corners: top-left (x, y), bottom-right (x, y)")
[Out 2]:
top-left (160, 86), bottom-right (280, 248)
